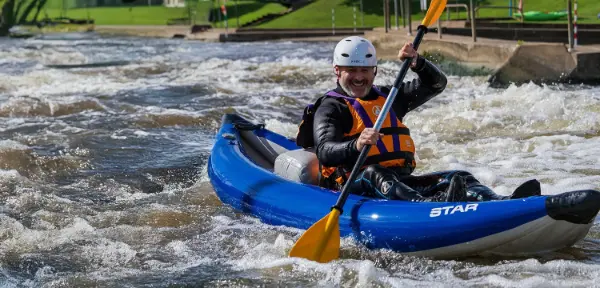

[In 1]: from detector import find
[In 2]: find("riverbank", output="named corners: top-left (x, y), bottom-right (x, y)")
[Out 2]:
top-left (91, 25), bottom-right (600, 86)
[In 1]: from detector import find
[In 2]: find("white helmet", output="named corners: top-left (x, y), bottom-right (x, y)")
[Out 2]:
top-left (332, 36), bottom-right (377, 67)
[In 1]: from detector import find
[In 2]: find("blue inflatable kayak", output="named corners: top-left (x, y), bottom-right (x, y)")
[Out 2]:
top-left (208, 114), bottom-right (600, 258)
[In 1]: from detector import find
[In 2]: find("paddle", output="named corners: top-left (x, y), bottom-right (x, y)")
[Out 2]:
top-left (288, 0), bottom-right (448, 263)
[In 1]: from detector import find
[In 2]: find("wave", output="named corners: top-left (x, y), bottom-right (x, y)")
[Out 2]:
top-left (0, 96), bottom-right (106, 117)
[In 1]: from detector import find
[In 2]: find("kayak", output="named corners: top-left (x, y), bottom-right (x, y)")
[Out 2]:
top-left (514, 11), bottom-right (568, 21)
top-left (208, 114), bottom-right (600, 258)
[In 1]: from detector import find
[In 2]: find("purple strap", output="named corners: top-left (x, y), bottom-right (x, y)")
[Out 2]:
top-left (325, 90), bottom-right (354, 101)
top-left (371, 87), bottom-right (398, 126)
top-left (326, 90), bottom-right (388, 153)
top-left (371, 86), bottom-right (401, 151)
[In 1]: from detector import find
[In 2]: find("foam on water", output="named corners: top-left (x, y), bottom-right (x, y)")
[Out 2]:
top-left (2, 36), bottom-right (600, 287)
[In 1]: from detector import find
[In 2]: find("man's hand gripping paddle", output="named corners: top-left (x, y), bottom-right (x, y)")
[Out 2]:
top-left (288, 0), bottom-right (448, 263)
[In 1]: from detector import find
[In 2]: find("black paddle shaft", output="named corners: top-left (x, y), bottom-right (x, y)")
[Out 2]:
top-left (332, 25), bottom-right (429, 213)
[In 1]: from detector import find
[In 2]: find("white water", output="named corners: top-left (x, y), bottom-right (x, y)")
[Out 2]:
top-left (0, 34), bottom-right (599, 287)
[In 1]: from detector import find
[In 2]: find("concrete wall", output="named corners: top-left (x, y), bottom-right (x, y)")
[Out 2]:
top-left (568, 53), bottom-right (600, 85)
top-left (365, 31), bottom-right (515, 70)
top-left (488, 44), bottom-right (577, 87)
top-left (219, 29), bottom-right (366, 42)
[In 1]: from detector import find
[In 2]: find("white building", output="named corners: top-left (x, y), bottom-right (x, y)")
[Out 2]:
top-left (164, 0), bottom-right (185, 7)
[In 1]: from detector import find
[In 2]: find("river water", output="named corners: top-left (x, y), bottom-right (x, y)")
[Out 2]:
top-left (1, 32), bottom-right (600, 287)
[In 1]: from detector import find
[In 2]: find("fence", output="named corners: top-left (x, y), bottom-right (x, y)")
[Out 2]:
top-left (445, 3), bottom-right (469, 21)
top-left (475, 5), bottom-right (523, 22)
top-left (436, 3), bottom-right (525, 42)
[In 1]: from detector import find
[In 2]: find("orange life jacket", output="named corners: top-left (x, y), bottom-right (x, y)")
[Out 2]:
top-left (321, 87), bottom-right (416, 183)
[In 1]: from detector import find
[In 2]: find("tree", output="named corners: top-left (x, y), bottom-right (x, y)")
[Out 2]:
top-left (1, 0), bottom-right (48, 36)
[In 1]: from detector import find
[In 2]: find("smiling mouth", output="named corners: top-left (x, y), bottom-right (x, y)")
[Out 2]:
top-left (351, 80), bottom-right (366, 88)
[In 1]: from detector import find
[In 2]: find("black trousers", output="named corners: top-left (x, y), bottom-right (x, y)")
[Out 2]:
top-left (349, 164), bottom-right (507, 201)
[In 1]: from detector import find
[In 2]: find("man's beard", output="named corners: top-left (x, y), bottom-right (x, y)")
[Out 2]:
top-left (340, 80), bottom-right (371, 98)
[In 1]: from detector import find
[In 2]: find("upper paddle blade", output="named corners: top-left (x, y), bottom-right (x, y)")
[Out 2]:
top-left (421, 0), bottom-right (448, 27)
top-left (289, 209), bottom-right (340, 263)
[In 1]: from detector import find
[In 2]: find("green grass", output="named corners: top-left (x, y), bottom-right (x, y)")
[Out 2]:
top-left (260, 0), bottom-right (386, 28)
top-left (34, 0), bottom-right (212, 25)
top-left (260, 0), bottom-right (600, 28)
top-left (197, 0), bottom-right (213, 24)
top-left (12, 0), bottom-right (598, 28)
top-left (29, 0), bottom-right (284, 26)
top-left (210, 0), bottom-right (288, 28)
top-left (38, 6), bottom-right (192, 25)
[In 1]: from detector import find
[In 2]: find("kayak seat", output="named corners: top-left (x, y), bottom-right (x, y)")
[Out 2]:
top-left (238, 129), bottom-right (285, 171)
top-left (274, 149), bottom-right (320, 186)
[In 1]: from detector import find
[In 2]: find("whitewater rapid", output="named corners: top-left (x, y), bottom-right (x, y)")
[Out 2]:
top-left (0, 33), bottom-right (599, 287)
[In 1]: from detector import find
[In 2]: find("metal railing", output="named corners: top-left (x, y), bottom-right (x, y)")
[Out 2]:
top-left (437, 3), bottom-right (525, 42)
top-left (446, 3), bottom-right (470, 21)
top-left (437, 3), bottom-right (470, 40)
top-left (475, 6), bottom-right (524, 22)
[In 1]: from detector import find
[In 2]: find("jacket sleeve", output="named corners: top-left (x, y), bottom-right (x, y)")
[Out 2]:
top-left (393, 56), bottom-right (448, 117)
top-left (313, 98), bottom-right (360, 168)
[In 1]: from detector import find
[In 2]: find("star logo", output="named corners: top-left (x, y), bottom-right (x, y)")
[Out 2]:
top-left (372, 105), bottom-right (382, 116)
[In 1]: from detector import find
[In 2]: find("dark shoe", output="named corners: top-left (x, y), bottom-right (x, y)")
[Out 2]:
top-left (510, 179), bottom-right (542, 199)
top-left (443, 174), bottom-right (468, 202)
top-left (412, 174), bottom-right (467, 202)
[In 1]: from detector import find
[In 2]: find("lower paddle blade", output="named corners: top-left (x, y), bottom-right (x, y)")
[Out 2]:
top-left (421, 0), bottom-right (447, 27)
top-left (289, 209), bottom-right (341, 263)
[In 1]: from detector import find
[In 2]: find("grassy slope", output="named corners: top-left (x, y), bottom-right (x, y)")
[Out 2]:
top-left (260, 0), bottom-right (386, 29)
top-left (210, 1), bottom-right (288, 28)
top-left (197, 0), bottom-right (213, 24)
top-left (15, 0), bottom-right (598, 27)
top-left (260, 0), bottom-right (600, 28)
top-left (33, 0), bottom-right (284, 26)
top-left (38, 7), bottom-right (192, 25)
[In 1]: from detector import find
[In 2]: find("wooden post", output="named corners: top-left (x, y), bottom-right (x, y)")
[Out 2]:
top-left (383, 0), bottom-right (386, 33)
top-left (384, 0), bottom-right (389, 33)
top-left (470, 0), bottom-right (476, 42)
top-left (574, 0), bottom-right (578, 47)
top-left (567, 0), bottom-right (573, 50)
top-left (407, 0), bottom-right (412, 35)
top-left (401, 0), bottom-right (405, 28)
top-left (394, 0), bottom-right (398, 30)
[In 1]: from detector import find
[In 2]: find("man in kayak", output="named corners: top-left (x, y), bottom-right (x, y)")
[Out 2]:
top-left (296, 36), bottom-right (541, 202)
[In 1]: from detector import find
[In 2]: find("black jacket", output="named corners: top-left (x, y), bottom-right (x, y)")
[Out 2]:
top-left (313, 56), bottom-right (447, 170)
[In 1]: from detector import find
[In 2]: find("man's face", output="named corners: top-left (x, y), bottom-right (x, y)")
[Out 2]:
top-left (336, 66), bottom-right (376, 98)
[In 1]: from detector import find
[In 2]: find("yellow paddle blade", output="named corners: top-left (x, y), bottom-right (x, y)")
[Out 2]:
top-left (421, 0), bottom-right (448, 27)
top-left (289, 209), bottom-right (341, 263)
